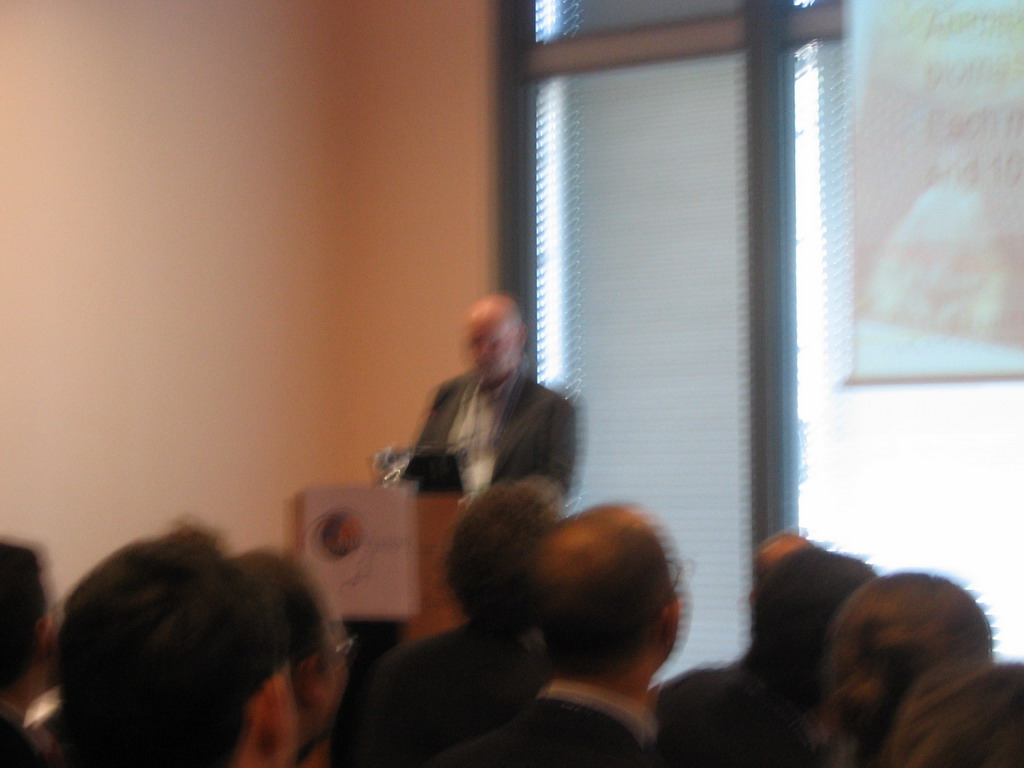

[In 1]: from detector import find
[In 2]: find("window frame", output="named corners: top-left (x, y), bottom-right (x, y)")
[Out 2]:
top-left (496, 0), bottom-right (845, 549)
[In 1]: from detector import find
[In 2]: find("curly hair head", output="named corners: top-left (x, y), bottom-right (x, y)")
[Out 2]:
top-left (445, 478), bottom-right (562, 635)
top-left (827, 572), bottom-right (992, 768)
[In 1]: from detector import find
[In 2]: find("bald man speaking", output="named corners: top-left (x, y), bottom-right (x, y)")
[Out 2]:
top-left (414, 294), bottom-right (576, 494)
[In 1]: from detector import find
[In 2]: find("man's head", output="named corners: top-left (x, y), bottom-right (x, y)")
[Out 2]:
top-left (234, 550), bottom-right (348, 763)
top-left (751, 531), bottom-right (813, 594)
top-left (59, 529), bottom-right (296, 768)
top-left (465, 294), bottom-right (526, 390)
top-left (533, 505), bottom-right (683, 680)
top-left (0, 541), bottom-right (52, 710)
top-left (743, 546), bottom-right (876, 712)
top-left (446, 478), bottom-right (562, 636)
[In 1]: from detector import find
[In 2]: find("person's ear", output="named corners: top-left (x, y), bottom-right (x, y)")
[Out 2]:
top-left (294, 655), bottom-right (325, 711)
top-left (28, 615), bottom-right (58, 689)
top-left (236, 671), bottom-right (297, 768)
top-left (34, 615), bottom-right (56, 660)
top-left (515, 322), bottom-right (528, 349)
top-left (657, 597), bottom-right (682, 661)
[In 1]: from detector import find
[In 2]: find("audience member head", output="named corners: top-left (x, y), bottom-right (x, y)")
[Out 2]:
top-left (445, 478), bottom-right (562, 636)
top-left (533, 504), bottom-right (683, 685)
top-left (743, 545), bottom-right (876, 712)
top-left (882, 662), bottom-right (1024, 768)
top-left (0, 540), bottom-right (53, 714)
top-left (59, 527), bottom-right (296, 768)
top-left (234, 549), bottom-right (348, 763)
top-left (827, 572), bottom-right (993, 768)
top-left (751, 531), bottom-right (813, 594)
top-left (465, 294), bottom-right (526, 390)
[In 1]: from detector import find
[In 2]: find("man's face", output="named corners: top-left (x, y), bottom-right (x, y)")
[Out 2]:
top-left (467, 313), bottom-right (524, 389)
top-left (295, 624), bottom-right (349, 760)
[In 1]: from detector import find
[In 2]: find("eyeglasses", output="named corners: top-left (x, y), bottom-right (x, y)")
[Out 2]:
top-left (325, 625), bottom-right (358, 669)
top-left (336, 635), bottom-right (358, 664)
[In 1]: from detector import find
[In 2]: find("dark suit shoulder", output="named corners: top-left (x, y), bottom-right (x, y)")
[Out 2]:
top-left (356, 626), bottom-right (549, 768)
top-left (429, 374), bottom-right (473, 407)
top-left (427, 699), bottom-right (664, 768)
top-left (518, 379), bottom-right (574, 408)
top-left (658, 665), bottom-right (745, 713)
top-left (372, 625), bottom-right (545, 687)
top-left (657, 665), bottom-right (820, 768)
top-left (415, 375), bottom-right (473, 452)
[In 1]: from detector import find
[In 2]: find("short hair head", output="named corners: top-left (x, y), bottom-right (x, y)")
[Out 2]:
top-left (465, 294), bottom-right (527, 388)
top-left (752, 531), bottom-right (813, 591)
top-left (827, 572), bottom-right (993, 768)
top-left (234, 549), bottom-right (326, 666)
top-left (59, 530), bottom-right (290, 768)
top-left (445, 478), bottom-right (562, 635)
top-left (233, 549), bottom-right (345, 763)
top-left (744, 546), bottom-right (876, 711)
top-left (883, 662), bottom-right (1024, 768)
top-left (0, 541), bottom-right (46, 690)
top-left (533, 504), bottom-right (680, 676)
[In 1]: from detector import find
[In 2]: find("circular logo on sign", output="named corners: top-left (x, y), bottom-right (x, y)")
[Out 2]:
top-left (313, 509), bottom-right (365, 559)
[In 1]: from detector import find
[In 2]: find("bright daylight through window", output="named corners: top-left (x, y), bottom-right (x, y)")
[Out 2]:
top-left (794, 40), bottom-right (1024, 658)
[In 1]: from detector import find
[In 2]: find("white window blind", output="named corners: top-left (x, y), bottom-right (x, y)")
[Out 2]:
top-left (536, 54), bottom-right (750, 675)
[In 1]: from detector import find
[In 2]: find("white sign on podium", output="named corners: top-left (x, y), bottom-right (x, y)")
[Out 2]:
top-left (297, 484), bottom-right (417, 622)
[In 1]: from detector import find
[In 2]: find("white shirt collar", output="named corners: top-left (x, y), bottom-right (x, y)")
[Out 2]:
top-left (539, 679), bottom-right (658, 747)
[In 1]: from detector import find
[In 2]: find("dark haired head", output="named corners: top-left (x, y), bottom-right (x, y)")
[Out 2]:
top-left (59, 531), bottom-right (290, 768)
top-left (533, 504), bottom-right (681, 676)
top-left (752, 531), bottom-right (812, 592)
top-left (744, 546), bottom-right (876, 711)
top-left (445, 478), bottom-right (561, 635)
top-left (234, 548), bottom-right (347, 763)
top-left (883, 662), bottom-right (1024, 768)
top-left (0, 541), bottom-right (46, 689)
top-left (234, 549), bottom-right (325, 665)
top-left (827, 572), bottom-right (993, 768)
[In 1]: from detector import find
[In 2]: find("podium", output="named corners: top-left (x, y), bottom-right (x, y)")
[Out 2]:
top-left (296, 485), bottom-right (464, 640)
top-left (403, 491), bottom-right (465, 639)
top-left (299, 485), bottom-right (467, 768)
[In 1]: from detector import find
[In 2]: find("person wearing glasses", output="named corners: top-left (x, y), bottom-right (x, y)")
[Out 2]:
top-left (58, 528), bottom-right (297, 768)
top-left (234, 549), bottom-right (351, 765)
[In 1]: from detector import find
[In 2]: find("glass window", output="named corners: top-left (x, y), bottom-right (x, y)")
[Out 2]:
top-left (793, 40), bottom-right (1024, 658)
top-left (536, 0), bottom-right (742, 43)
top-left (535, 54), bottom-right (750, 675)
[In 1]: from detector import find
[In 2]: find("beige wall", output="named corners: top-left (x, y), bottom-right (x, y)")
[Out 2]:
top-left (334, 1), bottom-right (495, 480)
top-left (0, 0), bottom-right (495, 596)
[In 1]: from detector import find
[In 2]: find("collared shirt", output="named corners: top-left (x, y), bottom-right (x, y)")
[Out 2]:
top-left (539, 680), bottom-right (659, 749)
top-left (448, 366), bottom-right (524, 494)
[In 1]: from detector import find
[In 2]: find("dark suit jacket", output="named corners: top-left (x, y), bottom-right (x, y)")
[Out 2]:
top-left (0, 716), bottom-right (47, 768)
top-left (354, 624), bottom-right (550, 768)
top-left (415, 373), bottom-right (577, 492)
top-left (424, 698), bottom-right (666, 768)
top-left (656, 664), bottom-right (822, 768)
